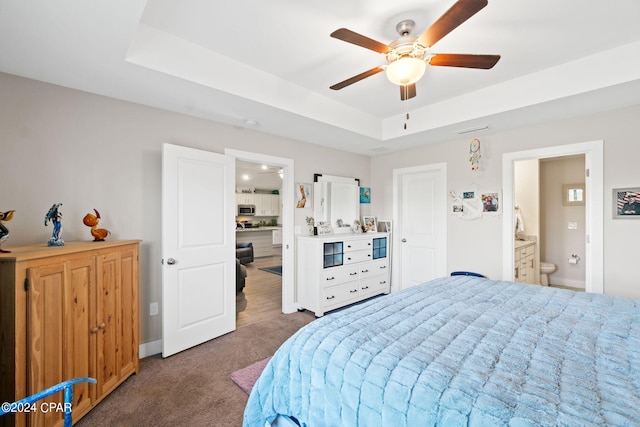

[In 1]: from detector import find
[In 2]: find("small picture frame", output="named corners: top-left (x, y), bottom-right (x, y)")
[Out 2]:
top-left (482, 192), bottom-right (500, 213)
top-left (378, 220), bottom-right (392, 233)
top-left (362, 216), bottom-right (377, 233)
top-left (317, 221), bottom-right (333, 235)
top-left (613, 188), bottom-right (640, 218)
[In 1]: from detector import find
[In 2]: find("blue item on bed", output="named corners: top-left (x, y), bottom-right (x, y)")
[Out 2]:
top-left (244, 276), bottom-right (640, 427)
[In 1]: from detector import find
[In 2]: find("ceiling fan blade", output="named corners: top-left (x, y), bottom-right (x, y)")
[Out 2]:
top-left (330, 67), bottom-right (385, 90)
top-left (417, 0), bottom-right (488, 48)
top-left (400, 84), bottom-right (417, 101)
top-left (429, 53), bottom-right (500, 69)
top-left (330, 28), bottom-right (391, 54)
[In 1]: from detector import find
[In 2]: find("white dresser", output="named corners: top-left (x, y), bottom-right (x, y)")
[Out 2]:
top-left (296, 232), bottom-right (390, 317)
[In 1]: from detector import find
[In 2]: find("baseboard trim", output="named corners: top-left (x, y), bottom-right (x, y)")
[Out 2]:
top-left (139, 339), bottom-right (162, 358)
top-left (551, 277), bottom-right (585, 289)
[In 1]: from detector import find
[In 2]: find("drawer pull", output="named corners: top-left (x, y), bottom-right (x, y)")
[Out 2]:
top-left (326, 276), bottom-right (335, 281)
top-left (361, 285), bottom-right (369, 290)
top-left (350, 289), bottom-right (358, 294)
top-left (379, 280), bottom-right (387, 285)
top-left (379, 265), bottom-right (387, 269)
top-left (326, 295), bottom-right (335, 300)
top-left (347, 257), bottom-right (352, 260)
top-left (350, 272), bottom-right (358, 276)
top-left (361, 269), bottom-right (369, 273)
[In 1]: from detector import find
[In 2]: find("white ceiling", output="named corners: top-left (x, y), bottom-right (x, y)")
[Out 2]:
top-left (236, 161), bottom-right (283, 191)
top-left (1, 0), bottom-right (640, 155)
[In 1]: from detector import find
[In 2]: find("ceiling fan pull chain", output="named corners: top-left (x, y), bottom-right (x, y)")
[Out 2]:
top-left (403, 86), bottom-right (410, 130)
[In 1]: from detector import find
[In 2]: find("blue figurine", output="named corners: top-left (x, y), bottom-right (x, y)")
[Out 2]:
top-left (45, 203), bottom-right (64, 246)
top-left (0, 210), bottom-right (16, 253)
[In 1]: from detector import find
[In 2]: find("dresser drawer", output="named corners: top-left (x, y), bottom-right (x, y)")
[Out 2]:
top-left (322, 265), bottom-right (359, 286)
top-left (322, 281), bottom-right (359, 308)
top-left (360, 274), bottom-right (390, 297)
top-left (344, 249), bottom-right (372, 264)
top-left (344, 239), bottom-right (372, 252)
top-left (359, 259), bottom-right (389, 277)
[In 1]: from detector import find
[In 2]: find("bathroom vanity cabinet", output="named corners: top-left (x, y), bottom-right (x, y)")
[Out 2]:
top-left (514, 240), bottom-right (536, 284)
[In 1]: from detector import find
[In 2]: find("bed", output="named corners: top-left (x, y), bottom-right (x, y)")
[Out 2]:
top-left (243, 276), bottom-right (640, 426)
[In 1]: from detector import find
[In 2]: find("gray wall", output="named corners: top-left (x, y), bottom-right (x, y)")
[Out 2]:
top-left (0, 72), bottom-right (371, 345)
top-left (371, 105), bottom-right (640, 300)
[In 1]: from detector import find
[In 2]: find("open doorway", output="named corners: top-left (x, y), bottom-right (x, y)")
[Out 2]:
top-left (514, 155), bottom-right (586, 290)
top-left (225, 149), bottom-right (297, 321)
top-left (502, 141), bottom-right (603, 293)
top-left (234, 159), bottom-right (284, 327)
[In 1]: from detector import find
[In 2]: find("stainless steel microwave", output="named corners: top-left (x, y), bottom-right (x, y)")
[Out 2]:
top-left (238, 204), bottom-right (256, 216)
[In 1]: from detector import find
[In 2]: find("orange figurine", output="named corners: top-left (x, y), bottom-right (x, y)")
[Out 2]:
top-left (83, 209), bottom-right (110, 241)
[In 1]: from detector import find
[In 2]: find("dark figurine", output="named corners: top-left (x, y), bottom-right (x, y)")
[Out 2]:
top-left (45, 203), bottom-right (64, 246)
top-left (0, 210), bottom-right (16, 253)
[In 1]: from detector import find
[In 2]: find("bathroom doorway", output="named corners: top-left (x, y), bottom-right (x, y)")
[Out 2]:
top-left (514, 155), bottom-right (586, 289)
top-left (502, 141), bottom-right (604, 294)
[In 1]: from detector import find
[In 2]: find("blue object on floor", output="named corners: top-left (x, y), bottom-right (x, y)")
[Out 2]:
top-left (1, 377), bottom-right (97, 426)
top-left (259, 265), bottom-right (282, 276)
top-left (450, 271), bottom-right (486, 278)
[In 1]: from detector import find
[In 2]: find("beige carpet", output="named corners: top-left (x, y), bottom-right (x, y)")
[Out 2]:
top-left (77, 311), bottom-right (315, 427)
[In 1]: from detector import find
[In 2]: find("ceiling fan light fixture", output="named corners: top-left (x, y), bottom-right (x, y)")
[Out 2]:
top-left (386, 57), bottom-right (426, 86)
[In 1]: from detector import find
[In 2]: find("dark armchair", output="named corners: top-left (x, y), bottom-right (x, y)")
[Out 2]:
top-left (236, 242), bottom-right (254, 265)
top-left (236, 259), bottom-right (246, 293)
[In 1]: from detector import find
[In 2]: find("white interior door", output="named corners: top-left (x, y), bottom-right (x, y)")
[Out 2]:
top-left (393, 163), bottom-right (447, 290)
top-left (162, 143), bottom-right (235, 357)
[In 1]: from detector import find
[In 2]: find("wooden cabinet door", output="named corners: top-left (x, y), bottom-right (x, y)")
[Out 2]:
top-left (118, 246), bottom-right (139, 377)
top-left (27, 264), bottom-right (65, 427)
top-left (65, 257), bottom-right (95, 421)
top-left (94, 252), bottom-right (121, 398)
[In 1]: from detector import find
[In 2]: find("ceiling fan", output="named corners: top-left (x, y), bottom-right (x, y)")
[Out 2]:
top-left (329, 0), bottom-right (500, 101)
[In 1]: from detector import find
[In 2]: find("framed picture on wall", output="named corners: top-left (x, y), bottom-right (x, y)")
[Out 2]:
top-left (613, 187), bottom-right (640, 218)
top-left (360, 187), bottom-right (371, 203)
top-left (295, 182), bottom-right (312, 209)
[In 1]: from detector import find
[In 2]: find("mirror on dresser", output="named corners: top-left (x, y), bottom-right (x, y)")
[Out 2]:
top-left (313, 174), bottom-right (360, 233)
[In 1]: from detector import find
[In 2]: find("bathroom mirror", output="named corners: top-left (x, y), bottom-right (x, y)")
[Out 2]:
top-left (562, 183), bottom-right (585, 206)
top-left (313, 174), bottom-right (360, 233)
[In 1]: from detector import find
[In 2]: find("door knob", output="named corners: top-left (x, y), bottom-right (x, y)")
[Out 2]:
top-left (401, 238), bottom-right (407, 242)
top-left (166, 258), bottom-right (176, 265)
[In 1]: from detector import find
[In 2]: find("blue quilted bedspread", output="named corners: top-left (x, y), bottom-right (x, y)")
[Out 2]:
top-left (243, 277), bottom-right (640, 426)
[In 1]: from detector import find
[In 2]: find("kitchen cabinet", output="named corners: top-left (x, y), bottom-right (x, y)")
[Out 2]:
top-left (272, 228), bottom-right (282, 246)
top-left (0, 240), bottom-right (140, 427)
top-left (236, 193), bottom-right (280, 217)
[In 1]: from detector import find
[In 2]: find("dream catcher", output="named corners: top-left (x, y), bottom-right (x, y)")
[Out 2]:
top-left (469, 138), bottom-right (481, 171)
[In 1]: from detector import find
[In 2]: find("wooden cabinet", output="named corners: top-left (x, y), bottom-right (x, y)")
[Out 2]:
top-left (0, 240), bottom-right (140, 427)
top-left (297, 233), bottom-right (390, 317)
top-left (514, 241), bottom-right (536, 284)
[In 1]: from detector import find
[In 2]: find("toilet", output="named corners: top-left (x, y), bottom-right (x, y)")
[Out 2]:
top-left (540, 262), bottom-right (557, 286)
